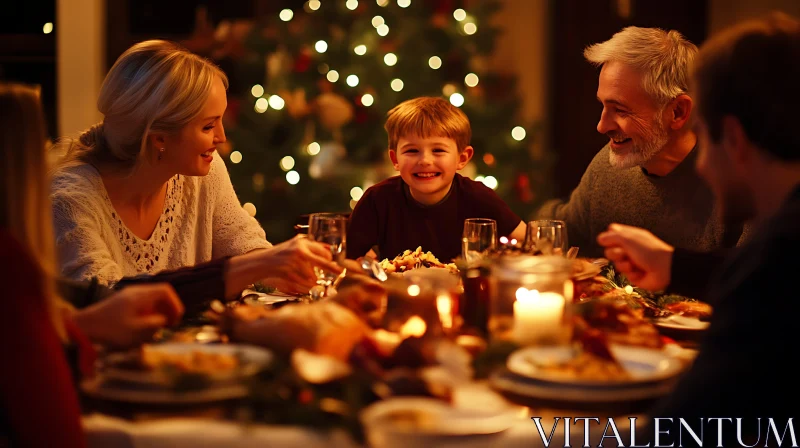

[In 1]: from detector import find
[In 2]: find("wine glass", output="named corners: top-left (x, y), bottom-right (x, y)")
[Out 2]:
top-left (525, 220), bottom-right (568, 256)
top-left (307, 213), bottom-right (347, 300)
top-left (462, 218), bottom-right (497, 266)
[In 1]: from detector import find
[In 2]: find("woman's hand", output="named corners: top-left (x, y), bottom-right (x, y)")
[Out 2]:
top-left (72, 284), bottom-right (184, 348)
top-left (257, 236), bottom-right (344, 294)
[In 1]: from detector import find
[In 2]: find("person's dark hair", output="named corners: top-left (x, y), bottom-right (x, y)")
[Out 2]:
top-left (691, 11), bottom-right (800, 161)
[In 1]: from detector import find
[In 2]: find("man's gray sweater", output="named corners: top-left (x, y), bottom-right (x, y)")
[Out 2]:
top-left (536, 145), bottom-right (744, 258)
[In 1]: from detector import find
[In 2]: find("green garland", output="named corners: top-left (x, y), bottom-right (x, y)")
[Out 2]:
top-left (600, 263), bottom-right (698, 307)
top-left (166, 355), bottom-right (379, 443)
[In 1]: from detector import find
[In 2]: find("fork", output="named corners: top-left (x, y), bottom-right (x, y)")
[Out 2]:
top-left (330, 268), bottom-right (348, 290)
top-left (566, 247), bottom-right (579, 259)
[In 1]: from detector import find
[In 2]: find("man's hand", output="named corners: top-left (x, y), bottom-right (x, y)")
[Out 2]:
top-left (73, 284), bottom-right (184, 348)
top-left (596, 223), bottom-right (675, 291)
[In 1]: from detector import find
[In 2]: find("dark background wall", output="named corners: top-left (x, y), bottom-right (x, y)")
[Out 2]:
top-left (0, 1), bottom-right (58, 138)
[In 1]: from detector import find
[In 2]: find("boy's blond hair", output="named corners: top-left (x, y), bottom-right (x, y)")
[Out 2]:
top-left (385, 97), bottom-right (471, 152)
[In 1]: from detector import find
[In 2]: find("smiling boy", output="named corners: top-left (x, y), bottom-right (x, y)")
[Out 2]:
top-left (346, 97), bottom-right (526, 262)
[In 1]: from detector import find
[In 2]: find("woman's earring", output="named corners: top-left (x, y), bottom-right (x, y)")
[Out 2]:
top-left (158, 147), bottom-right (165, 161)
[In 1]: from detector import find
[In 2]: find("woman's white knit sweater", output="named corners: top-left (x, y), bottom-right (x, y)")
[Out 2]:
top-left (51, 155), bottom-right (270, 285)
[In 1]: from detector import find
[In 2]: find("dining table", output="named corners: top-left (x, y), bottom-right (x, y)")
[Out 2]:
top-left (80, 270), bottom-right (703, 448)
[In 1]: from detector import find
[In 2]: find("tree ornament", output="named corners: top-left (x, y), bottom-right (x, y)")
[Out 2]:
top-left (430, 14), bottom-right (448, 29)
top-left (309, 141), bottom-right (348, 179)
top-left (469, 55), bottom-right (489, 73)
top-left (514, 172), bottom-right (535, 203)
top-left (293, 48), bottom-right (313, 73)
top-left (281, 88), bottom-right (312, 119)
top-left (434, 0), bottom-right (457, 14)
top-left (315, 93), bottom-right (354, 131)
top-left (267, 48), bottom-right (293, 80)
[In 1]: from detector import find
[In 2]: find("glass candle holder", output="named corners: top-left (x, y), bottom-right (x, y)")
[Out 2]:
top-left (488, 255), bottom-right (574, 346)
top-left (380, 270), bottom-right (461, 337)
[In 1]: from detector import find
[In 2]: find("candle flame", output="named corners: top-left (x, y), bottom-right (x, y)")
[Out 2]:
top-left (499, 236), bottom-right (509, 244)
top-left (407, 284), bottom-right (421, 297)
top-left (436, 293), bottom-right (453, 330)
top-left (515, 287), bottom-right (540, 303)
top-left (400, 315), bottom-right (427, 338)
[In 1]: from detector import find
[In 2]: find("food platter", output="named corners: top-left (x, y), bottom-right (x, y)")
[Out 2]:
top-left (84, 343), bottom-right (273, 404)
top-left (506, 344), bottom-right (684, 387)
top-left (490, 343), bottom-right (686, 410)
top-left (101, 343), bottom-right (271, 386)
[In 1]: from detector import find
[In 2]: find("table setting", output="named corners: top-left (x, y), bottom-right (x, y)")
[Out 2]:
top-left (81, 216), bottom-right (708, 448)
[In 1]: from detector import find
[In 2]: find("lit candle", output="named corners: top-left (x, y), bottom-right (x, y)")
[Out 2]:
top-left (436, 293), bottom-right (453, 330)
top-left (513, 287), bottom-right (565, 345)
top-left (371, 329), bottom-right (403, 356)
top-left (400, 315), bottom-right (427, 338)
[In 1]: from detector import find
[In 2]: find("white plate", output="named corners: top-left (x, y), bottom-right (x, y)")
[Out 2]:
top-left (506, 344), bottom-right (684, 387)
top-left (81, 377), bottom-right (250, 405)
top-left (360, 397), bottom-right (517, 438)
top-left (653, 315), bottom-right (710, 331)
top-left (102, 343), bottom-right (272, 387)
top-left (489, 369), bottom-right (676, 404)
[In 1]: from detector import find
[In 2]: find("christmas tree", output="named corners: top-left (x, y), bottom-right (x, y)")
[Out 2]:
top-left (217, 0), bottom-right (549, 242)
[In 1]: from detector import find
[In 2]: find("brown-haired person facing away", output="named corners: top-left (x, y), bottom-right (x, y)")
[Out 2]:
top-left (597, 12), bottom-right (800, 446)
top-left (0, 82), bottom-right (185, 448)
top-left (347, 97), bottom-right (526, 262)
top-left (536, 26), bottom-right (748, 258)
top-left (50, 40), bottom-right (341, 294)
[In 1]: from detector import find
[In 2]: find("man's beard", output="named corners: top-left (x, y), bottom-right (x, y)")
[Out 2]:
top-left (608, 116), bottom-right (670, 169)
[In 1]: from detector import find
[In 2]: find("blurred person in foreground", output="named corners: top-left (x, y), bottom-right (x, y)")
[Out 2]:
top-left (597, 12), bottom-right (800, 445)
top-left (0, 82), bottom-right (186, 448)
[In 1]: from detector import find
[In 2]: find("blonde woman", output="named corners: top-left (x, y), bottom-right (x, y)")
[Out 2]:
top-left (52, 40), bottom-right (338, 291)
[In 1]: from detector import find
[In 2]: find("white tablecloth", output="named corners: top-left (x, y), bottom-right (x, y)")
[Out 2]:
top-left (85, 413), bottom-right (642, 448)
top-left (84, 347), bottom-right (697, 448)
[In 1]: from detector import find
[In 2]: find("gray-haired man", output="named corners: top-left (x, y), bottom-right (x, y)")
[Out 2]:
top-left (537, 27), bottom-right (745, 258)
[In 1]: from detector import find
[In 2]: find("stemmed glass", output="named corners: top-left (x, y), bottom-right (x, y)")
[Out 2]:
top-left (462, 218), bottom-right (497, 266)
top-left (307, 213), bottom-right (347, 300)
top-left (525, 220), bottom-right (568, 255)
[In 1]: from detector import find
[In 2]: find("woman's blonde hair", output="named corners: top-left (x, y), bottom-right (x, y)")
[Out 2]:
top-left (59, 40), bottom-right (228, 173)
top-left (584, 26), bottom-right (697, 105)
top-left (0, 83), bottom-right (65, 339)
